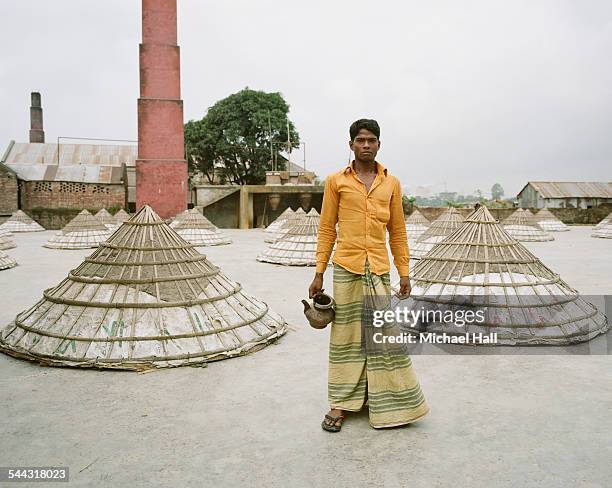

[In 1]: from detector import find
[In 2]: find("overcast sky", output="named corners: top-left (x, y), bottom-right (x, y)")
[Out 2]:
top-left (1, 0), bottom-right (611, 196)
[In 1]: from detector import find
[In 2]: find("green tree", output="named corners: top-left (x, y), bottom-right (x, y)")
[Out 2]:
top-left (184, 119), bottom-right (216, 183)
top-left (185, 88), bottom-right (300, 185)
top-left (491, 183), bottom-right (504, 200)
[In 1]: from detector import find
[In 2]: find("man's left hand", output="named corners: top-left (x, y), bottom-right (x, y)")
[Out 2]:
top-left (397, 276), bottom-right (411, 298)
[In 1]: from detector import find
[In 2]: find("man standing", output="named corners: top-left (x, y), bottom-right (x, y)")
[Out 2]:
top-left (309, 119), bottom-right (429, 432)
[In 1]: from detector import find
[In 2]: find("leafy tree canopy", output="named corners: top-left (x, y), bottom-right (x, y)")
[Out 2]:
top-left (185, 88), bottom-right (300, 185)
top-left (491, 183), bottom-right (505, 200)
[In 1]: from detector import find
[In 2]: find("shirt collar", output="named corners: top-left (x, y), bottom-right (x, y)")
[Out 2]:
top-left (344, 160), bottom-right (387, 176)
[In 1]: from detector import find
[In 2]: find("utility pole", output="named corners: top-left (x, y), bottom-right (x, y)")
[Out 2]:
top-left (268, 111), bottom-right (274, 171)
top-left (286, 119), bottom-right (291, 167)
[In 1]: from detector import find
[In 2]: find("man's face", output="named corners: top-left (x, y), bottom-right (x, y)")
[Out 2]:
top-left (349, 128), bottom-right (380, 163)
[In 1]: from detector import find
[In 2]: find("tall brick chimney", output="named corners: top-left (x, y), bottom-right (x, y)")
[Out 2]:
top-left (29, 92), bottom-right (45, 143)
top-left (135, 0), bottom-right (187, 219)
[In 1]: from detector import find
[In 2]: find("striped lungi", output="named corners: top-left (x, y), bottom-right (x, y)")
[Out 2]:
top-left (328, 261), bottom-right (429, 428)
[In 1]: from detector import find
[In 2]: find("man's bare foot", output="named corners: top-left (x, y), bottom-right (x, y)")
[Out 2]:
top-left (321, 408), bottom-right (345, 432)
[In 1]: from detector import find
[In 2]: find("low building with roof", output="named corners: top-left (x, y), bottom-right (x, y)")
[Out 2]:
top-left (0, 92), bottom-right (135, 228)
top-left (517, 181), bottom-right (612, 209)
top-left (2, 140), bottom-right (136, 228)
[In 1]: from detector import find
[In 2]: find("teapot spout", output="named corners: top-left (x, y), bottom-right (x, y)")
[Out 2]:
top-left (301, 299), bottom-right (311, 312)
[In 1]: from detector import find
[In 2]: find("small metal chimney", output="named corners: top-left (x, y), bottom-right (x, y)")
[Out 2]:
top-left (29, 92), bottom-right (45, 143)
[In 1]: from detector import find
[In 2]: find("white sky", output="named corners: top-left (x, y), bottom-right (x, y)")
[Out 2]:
top-left (1, 0), bottom-right (611, 197)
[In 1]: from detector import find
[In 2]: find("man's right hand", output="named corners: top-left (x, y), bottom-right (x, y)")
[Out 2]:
top-left (309, 273), bottom-right (324, 298)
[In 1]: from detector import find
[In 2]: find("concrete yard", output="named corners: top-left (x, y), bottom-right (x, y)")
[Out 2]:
top-left (0, 226), bottom-right (611, 487)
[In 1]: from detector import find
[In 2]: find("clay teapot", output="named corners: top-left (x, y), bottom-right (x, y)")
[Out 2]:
top-left (302, 292), bottom-right (336, 329)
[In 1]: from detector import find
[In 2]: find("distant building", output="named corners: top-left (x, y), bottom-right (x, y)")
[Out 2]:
top-left (517, 181), bottom-right (612, 209)
top-left (2, 140), bottom-right (136, 214)
top-left (439, 191), bottom-right (458, 202)
top-left (0, 92), bottom-right (136, 227)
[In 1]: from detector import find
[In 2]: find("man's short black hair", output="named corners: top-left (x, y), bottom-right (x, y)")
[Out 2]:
top-left (349, 119), bottom-right (380, 140)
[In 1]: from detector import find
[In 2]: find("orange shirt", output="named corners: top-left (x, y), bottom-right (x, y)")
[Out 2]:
top-left (316, 161), bottom-right (410, 276)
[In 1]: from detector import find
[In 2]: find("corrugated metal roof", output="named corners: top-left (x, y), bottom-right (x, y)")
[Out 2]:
top-left (524, 181), bottom-right (612, 199)
top-left (0, 162), bottom-right (18, 177)
top-left (3, 142), bottom-right (136, 184)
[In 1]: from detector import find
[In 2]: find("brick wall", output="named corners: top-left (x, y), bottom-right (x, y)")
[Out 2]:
top-left (541, 206), bottom-right (612, 225)
top-left (20, 181), bottom-right (126, 229)
top-left (0, 168), bottom-right (19, 215)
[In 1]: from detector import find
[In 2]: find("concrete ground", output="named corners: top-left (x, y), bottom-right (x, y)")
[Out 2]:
top-left (0, 226), bottom-right (611, 488)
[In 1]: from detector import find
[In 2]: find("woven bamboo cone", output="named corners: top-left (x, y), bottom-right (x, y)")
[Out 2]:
top-left (503, 209), bottom-right (554, 242)
top-left (95, 208), bottom-right (118, 230)
top-left (594, 213), bottom-right (611, 230)
top-left (0, 205), bottom-right (287, 370)
top-left (410, 208), bottom-right (464, 259)
top-left (395, 205), bottom-right (609, 345)
top-left (264, 207), bottom-right (307, 243)
top-left (113, 209), bottom-right (131, 226)
top-left (405, 209), bottom-right (430, 242)
top-left (173, 208), bottom-right (232, 246)
top-left (169, 209), bottom-right (187, 228)
top-left (592, 213), bottom-right (612, 238)
top-left (44, 210), bottom-right (111, 249)
top-left (0, 210), bottom-right (44, 232)
top-left (592, 211), bottom-right (612, 236)
top-left (535, 208), bottom-right (569, 232)
top-left (265, 207), bottom-right (295, 236)
top-left (0, 250), bottom-right (17, 270)
top-left (258, 208), bottom-right (322, 266)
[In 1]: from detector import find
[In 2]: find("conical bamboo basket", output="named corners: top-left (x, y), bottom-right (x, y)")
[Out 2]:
top-left (44, 210), bottom-right (111, 249)
top-left (0, 228), bottom-right (14, 238)
top-left (410, 208), bottom-right (464, 259)
top-left (174, 208), bottom-right (232, 246)
top-left (0, 250), bottom-right (17, 270)
top-left (258, 208), bottom-right (321, 266)
top-left (0, 210), bottom-right (45, 232)
top-left (503, 209), bottom-right (554, 242)
top-left (169, 209), bottom-right (188, 229)
top-left (95, 208), bottom-right (118, 230)
top-left (265, 207), bottom-right (295, 236)
top-left (535, 208), bottom-right (569, 232)
top-left (113, 209), bottom-right (131, 226)
top-left (395, 205), bottom-right (609, 345)
top-left (0, 205), bottom-right (287, 370)
top-left (264, 207), bottom-right (307, 243)
top-left (594, 212), bottom-right (612, 231)
top-left (0, 233), bottom-right (16, 251)
top-left (405, 209), bottom-right (430, 241)
top-left (592, 217), bottom-right (612, 238)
